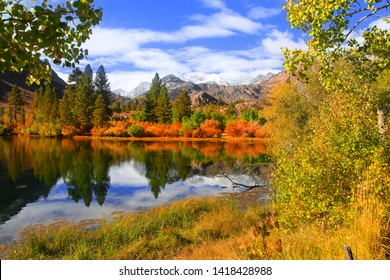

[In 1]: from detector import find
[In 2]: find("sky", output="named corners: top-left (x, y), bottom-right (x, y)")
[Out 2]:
top-left (50, 0), bottom-right (309, 93)
top-left (48, 0), bottom-right (389, 94)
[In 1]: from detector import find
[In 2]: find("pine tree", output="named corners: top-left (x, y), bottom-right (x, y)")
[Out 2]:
top-left (42, 87), bottom-right (58, 123)
top-left (156, 85), bottom-right (172, 124)
top-left (94, 65), bottom-right (112, 118)
top-left (83, 64), bottom-right (94, 91)
top-left (143, 73), bottom-right (161, 123)
top-left (7, 85), bottom-right (23, 122)
top-left (0, 107), bottom-right (4, 124)
top-left (74, 75), bottom-right (94, 130)
top-left (59, 90), bottom-right (76, 126)
top-left (68, 67), bottom-right (83, 85)
top-left (172, 89), bottom-right (192, 122)
top-left (92, 94), bottom-right (109, 127)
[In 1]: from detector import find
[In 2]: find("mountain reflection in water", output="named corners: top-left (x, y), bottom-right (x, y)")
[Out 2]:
top-left (0, 137), bottom-right (270, 244)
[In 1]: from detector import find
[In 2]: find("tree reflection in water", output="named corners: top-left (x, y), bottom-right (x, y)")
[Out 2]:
top-left (0, 137), bottom-right (269, 222)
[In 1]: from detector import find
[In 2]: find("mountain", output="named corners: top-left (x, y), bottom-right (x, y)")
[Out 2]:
top-left (126, 81), bottom-right (151, 98)
top-left (127, 72), bottom-right (281, 104)
top-left (0, 65), bottom-right (67, 104)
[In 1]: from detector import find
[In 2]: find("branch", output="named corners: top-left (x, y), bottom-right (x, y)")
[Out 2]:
top-left (223, 174), bottom-right (267, 190)
top-left (333, 4), bottom-right (390, 54)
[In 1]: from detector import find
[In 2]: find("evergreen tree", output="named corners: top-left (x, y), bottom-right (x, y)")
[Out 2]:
top-left (143, 73), bottom-right (161, 123)
top-left (83, 64), bottom-right (94, 92)
top-left (42, 87), bottom-right (59, 123)
top-left (172, 89), bottom-right (192, 122)
top-left (94, 65), bottom-right (112, 118)
top-left (67, 67), bottom-right (83, 85)
top-left (7, 85), bottom-right (23, 122)
top-left (74, 75), bottom-right (94, 130)
top-left (0, 107), bottom-right (4, 124)
top-left (156, 85), bottom-right (172, 124)
top-left (59, 90), bottom-right (76, 126)
top-left (92, 94), bottom-right (109, 127)
top-left (19, 106), bottom-right (25, 126)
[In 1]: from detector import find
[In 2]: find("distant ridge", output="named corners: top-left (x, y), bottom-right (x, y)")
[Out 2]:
top-left (130, 72), bottom-right (284, 104)
top-left (0, 65), bottom-right (67, 103)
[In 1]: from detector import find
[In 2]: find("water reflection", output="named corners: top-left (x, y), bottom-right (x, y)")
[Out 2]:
top-left (0, 137), bottom-right (270, 244)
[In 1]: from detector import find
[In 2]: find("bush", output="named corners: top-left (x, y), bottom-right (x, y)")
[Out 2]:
top-left (224, 120), bottom-right (260, 138)
top-left (62, 125), bottom-right (80, 136)
top-left (104, 121), bottom-right (129, 137)
top-left (91, 126), bottom-right (106, 137)
top-left (127, 124), bottom-right (144, 137)
top-left (195, 119), bottom-right (222, 138)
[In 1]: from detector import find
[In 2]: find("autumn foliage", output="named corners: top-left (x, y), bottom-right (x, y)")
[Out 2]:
top-left (224, 120), bottom-right (261, 138)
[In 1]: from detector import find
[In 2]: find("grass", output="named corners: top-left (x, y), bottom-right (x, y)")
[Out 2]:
top-left (1, 196), bottom-right (388, 260)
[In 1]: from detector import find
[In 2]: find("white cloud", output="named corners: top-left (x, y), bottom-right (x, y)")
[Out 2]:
top-left (261, 30), bottom-right (307, 55)
top-left (368, 18), bottom-right (390, 30)
top-left (248, 7), bottom-right (282, 19)
top-left (199, 0), bottom-right (226, 10)
top-left (55, 2), bottom-right (308, 93)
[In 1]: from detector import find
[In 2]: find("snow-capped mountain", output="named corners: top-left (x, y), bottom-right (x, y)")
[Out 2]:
top-left (116, 72), bottom-right (279, 100)
top-left (128, 81), bottom-right (151, 97)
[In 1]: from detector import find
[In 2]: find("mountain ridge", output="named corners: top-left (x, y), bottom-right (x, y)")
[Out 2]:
top-left (128, 71), bottom-right (283, 105)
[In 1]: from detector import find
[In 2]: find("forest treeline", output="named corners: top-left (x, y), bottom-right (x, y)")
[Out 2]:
top-left (0, 68), bottom-right (267, 138)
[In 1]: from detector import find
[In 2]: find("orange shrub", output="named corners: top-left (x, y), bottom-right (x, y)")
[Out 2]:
top-left (91, 127), bottom-right (106, 137)
top-left (144, 124), bottom-right (165, 137)
top-left (196, 119), bottom-right (222, 138)
top-left (182, 129), bottom-right (193, 138)
top-left (224, 120), bottom-right (247, 137)
top-left (61, 125), bottom-right (80, 136)
top-left (103, 121), bottom-right (129, 137)
top-left (224, 120), bottom-right (260, 138)
top-left (255, 126), bottom-right (267, 138)
top-left (164, 122), bottom-right (182, 137)
top-left (245, 122), bottom-right (260, 138)
top-left (143, 123), bottom-right (182, 137)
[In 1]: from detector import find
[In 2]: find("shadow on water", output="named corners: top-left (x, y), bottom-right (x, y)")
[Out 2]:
top-left (0, 137), bottom-right (270, 225)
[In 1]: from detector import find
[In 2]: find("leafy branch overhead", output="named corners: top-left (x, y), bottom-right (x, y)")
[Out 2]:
top-left (283, 0), bottom-right (390, 83)
top-left (0, 0), bottom-right (102, 85)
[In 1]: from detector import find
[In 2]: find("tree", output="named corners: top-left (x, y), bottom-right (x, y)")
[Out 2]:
top-left (7, 85), bottom-right (23, 122)
top-left (0, 107), bottom-right (4, 124)
top-left (83, 64), bottom-right (94, 91)
top-left (67, 67), bottom-right (83, 85)
top-left (59, 90), bottom-right (76, 126)
top-left (156, 85), bottom-right (172, 124)
top-left (143, 73), bottom-right (161, 123)
top-left (0, 0), bottom-right (102, 85)
top-left (172, 90), bottom-right (192, 122)
top-left (225, 102), bottom-right (237, 119)
top-left (92, 94), bottom-right (109, 127)
top-left (283, 0), bottom-right (390, 82)
top-left (94, 65), bottom-right (112, 117)
top-left (74, 75), bottom-right (94, 130)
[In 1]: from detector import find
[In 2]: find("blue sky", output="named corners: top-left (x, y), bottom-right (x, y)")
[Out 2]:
top-left (52, 0), bottom-right (310, 92)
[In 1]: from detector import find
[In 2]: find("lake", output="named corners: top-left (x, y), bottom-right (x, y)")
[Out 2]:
top-left (0, 136), bottom-right (271, 245)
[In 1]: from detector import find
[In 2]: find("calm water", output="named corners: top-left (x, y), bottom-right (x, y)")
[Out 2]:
top-left (0, 137), bottom-right (270, 244)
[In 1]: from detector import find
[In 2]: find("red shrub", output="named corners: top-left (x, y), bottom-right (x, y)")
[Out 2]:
top-left (224, 120), bottom-right (260, 138)
top-left (255, 126), bottom-right (267, 138)
top-left (182, 129), bottom-right (193, 138)
top-left (197, 119), bottom-right (222, 138)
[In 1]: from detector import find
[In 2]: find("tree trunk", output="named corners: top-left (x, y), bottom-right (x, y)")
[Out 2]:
top-left (378, 109), bottom-right (385, 140)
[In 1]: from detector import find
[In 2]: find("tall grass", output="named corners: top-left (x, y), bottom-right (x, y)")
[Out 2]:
top-left (4, 197), bottom-right (256, 260)
top-left (1, 196), bottom-right (388, 260)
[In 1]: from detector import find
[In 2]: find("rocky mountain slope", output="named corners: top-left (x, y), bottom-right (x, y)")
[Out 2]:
top-left (136, 72), bottom-right (285, 105)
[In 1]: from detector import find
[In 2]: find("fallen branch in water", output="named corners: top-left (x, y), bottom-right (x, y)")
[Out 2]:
top-left (223, 174), bottom-right (267, 190)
